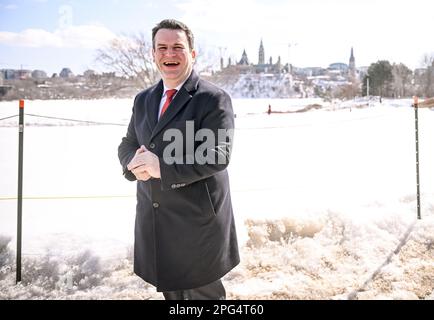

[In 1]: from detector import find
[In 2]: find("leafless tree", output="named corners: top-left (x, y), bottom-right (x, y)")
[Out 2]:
top-left (420, 53), bottom-right (434, 97)
top-left (194, 44), bottom-right (220, 74)
top-left (333, 81), bottom-right (361, 100)
top-left (391, 63), bottom-right (413, 98)
top-left (95, 33), bottom-right (159, 88)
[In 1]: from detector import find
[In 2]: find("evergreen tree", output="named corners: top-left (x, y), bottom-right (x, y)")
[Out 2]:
top-left (362, 60), bottom-right (393, 97)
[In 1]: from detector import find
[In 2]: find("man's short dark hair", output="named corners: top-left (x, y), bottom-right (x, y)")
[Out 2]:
top-left (152, 19), bottom-right (194, 51)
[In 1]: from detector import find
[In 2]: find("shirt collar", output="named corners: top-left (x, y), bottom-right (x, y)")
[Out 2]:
top-left (163, 79), bottom-right (187, 96)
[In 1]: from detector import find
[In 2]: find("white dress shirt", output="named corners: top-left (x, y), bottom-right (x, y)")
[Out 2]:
top-left (158, 81), bottom-right (186, 120)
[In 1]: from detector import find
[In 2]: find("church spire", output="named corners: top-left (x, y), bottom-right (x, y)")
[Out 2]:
top-left (239, 49), bottom-right (249, 65)
top-left (258, 39), bottom-right (265, 65)
top-left (349, 47), bottom-right (356, 77)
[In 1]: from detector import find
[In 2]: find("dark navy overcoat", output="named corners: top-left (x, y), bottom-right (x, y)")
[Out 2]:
top-left (118, 71), bottom-right (239, 291)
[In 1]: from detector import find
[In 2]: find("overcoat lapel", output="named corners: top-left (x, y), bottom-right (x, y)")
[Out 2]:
top-left (150, 71), bottom-right (199, 141)
top-left (145, 81), bottom-right (164, 133)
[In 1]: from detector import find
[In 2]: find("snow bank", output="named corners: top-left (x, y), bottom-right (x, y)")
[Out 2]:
top-left (0, 98), bottom-right (433, 299)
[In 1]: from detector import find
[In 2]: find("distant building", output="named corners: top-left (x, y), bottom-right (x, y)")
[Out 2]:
top-left (326, 48), bottom-right (356, 77)
top-left (220, 40), bottom-right (285, 75)
top-left (1, 68), bottom-right (49, 80)
top-left (295, 67), bottom-right (326, 77)
top-left (16, 69), bottom-right (32, 80)
top-left (1, 69), bottom-right (16, 80)
top-left (32, 70), bottom-right (48, 79)
top-left (59, 68), bottom-right (74, 78)
top-left (348, 47), bottom-right (356, 77)
top-left (101, 72), bottom-right (116, 78)
top-left (83, 69), bottom-right (96, 78)
top-left (328, 63), bottom-right (348, 72)
top-left (239, 49), bottom-right (249, 65)
top-left (258, 39), bottom-right (265, 65)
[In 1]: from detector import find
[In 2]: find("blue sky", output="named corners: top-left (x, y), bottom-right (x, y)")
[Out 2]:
top-left (1, 0), bottom-right (434, 75)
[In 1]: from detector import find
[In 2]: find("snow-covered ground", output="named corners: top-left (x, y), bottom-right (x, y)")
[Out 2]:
top-left (0, 98), bottom-right (433, 300)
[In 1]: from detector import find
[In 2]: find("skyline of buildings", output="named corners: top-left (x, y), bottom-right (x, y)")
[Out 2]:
top-left (1, 40), bottom-right (430, 83)
top-left (218, 40), bottom-right (358, 78)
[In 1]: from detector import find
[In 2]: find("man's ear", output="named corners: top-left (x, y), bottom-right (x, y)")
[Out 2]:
top-left (191, 49), bottom-right (196, 62)
top-left (151, 48), bottom-right (156, 62)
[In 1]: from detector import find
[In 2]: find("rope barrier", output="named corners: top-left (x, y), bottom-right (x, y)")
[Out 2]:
top-left (0, 110), bottom-right (390, 130)
top-left (24, 113), bottom-right (127, 126)
top-left (347, 220), bottom-right (417, 300)
top-left (0, 113), bottom-right (127, 126)
top-left (17, 253), bottom-right (131, 261)
top-left (0, 114), bottom-right (18, 121)
top-left (235, 112), bottom-right (389, 130)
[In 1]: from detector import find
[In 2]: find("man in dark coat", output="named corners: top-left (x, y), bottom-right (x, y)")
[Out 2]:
top-left (118, 19), bottom-right (239, 300)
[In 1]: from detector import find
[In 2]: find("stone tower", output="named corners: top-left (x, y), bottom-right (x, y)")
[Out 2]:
top-left (349, 47), bottom-right (356, 77)
top-left (239, 49), bottom-right (249, 65)
top-left (258, 39), bottom-right (265, 65)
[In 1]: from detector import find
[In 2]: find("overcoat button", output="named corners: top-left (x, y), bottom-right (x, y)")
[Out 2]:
top-left (152, 202), bottom-right (159, 208)
top-left (149, 143), bottom-right (156, 149)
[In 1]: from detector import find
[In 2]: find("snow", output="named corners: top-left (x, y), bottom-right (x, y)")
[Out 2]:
top-left (0, 98), bottom-right (433, 300)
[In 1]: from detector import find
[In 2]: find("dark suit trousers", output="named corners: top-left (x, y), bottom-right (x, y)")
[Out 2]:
top-left (162, 279), bottom-right (226, 300)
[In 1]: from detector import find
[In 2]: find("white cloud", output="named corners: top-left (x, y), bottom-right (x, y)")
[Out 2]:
top-left (0, 25), bottom-right (117, 49)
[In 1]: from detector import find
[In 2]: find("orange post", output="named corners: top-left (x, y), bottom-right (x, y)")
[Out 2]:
top-left (17, 99), bottom-right (25, 283)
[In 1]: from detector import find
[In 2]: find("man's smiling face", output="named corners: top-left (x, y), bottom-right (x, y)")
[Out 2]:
top-left (152, 28), bottom-right (196, 88)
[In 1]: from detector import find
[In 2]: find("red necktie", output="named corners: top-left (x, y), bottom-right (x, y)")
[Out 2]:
top-left (160, 89), bottom-right (177, 118)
